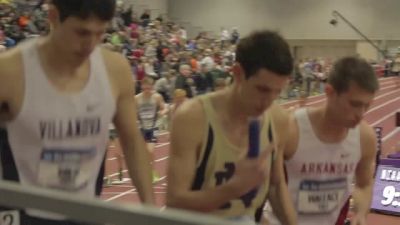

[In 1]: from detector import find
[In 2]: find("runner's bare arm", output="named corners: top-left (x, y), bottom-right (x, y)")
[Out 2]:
top-left (268, 145), bottom-right (297, 225)
top-left (0, 56), bottom-right (9, 123)
top-left (107, 51), bottom-right (154, 204)
top-left (267, 104), bottom-right (297, 225)
top-left (0, 50), bottom-right (21, 123)
top-left (351, 122), bottom-right (377, 221)
top-left (156, 93), bottom-right (168, 116)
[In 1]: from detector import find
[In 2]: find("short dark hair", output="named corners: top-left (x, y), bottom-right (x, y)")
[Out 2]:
top-left (52, 0), bottom-right (116, 22)
top-left (142, 76), bottom-right (154, 85)
top-left (235, 30), bottom-right (293, 79)
top-left (328, 56), bottom-right (379, 94)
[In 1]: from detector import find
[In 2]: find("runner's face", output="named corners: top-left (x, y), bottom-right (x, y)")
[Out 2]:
top-left (236, 66), bottom-right (289, 117)
top-left (49, 9), bottom-right (108, 64)
top-left (327, 82), bottom-right (375, 128)
top-left (141, 83), bottom-right (153, 94)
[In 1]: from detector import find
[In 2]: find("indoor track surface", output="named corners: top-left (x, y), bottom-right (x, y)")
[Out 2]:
top-left (101, 76), bottom-right (400, 225)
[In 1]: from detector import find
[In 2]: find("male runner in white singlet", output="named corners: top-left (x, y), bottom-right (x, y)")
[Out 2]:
top-left (0, 1), bottom-right (154, 224)
top-left (136, 76), bottom-right (167, 181)
top-left (267, 56), bottom-right (379, 225)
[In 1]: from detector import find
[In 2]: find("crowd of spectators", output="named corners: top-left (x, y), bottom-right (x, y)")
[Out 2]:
top-left (1, 1), bottom-right (398, 103)
top-left (1, 1), bottom-right (241, 104)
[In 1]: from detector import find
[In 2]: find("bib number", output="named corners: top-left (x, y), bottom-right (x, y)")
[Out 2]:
top-left (0, 211), bottom-right (19, 225)
top-left (297, 178), bottom-right (347, 214)
top-left (37, 148), bottom-right (96, 191)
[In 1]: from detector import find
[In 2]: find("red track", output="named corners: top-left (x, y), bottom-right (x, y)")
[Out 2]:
top-left (101, 77), bottom-right (400, 224)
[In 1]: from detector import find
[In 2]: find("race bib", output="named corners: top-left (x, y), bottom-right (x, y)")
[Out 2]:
top-left (229, 216), bottom-right (257, 225)
top-left (0, 210), bottom-right (19, 225)
top-left (139, 105), bottom-right (157, 120)
top-left (140, 113), bottom-right (155, 120)
top-left (37, 148), bottom-right (96, 191)
top-left (297, 178), bottom-right (347, 214)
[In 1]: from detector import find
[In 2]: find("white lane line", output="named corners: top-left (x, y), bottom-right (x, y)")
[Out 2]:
top-left (105, 188), bottom-right (136, 201)
top-left (366, 96), bottom-right (400, 114)
top-left (105, 176), bottom-right (167, 201)
top-left (107, 142), bottom-right (170, 161)
top-left (383, 127), bottom-right (400, 142)
top-left (155, 156), bottom-right (169, 162)
top-left (281, 79), bottom-right (396, 106)
top-left (303, 85), bottom-right (399, 108)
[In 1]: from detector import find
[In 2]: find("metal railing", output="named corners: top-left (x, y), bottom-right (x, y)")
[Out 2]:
top-left (0, 180), bottom-right (243, 225)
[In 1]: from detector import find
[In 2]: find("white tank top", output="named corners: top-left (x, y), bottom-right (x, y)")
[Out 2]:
top-left (266, 108), bottom-right (361, 225)
top-left (5, 40), bottom-right (116, 219)
top-left (137, 93), bottom-right (158, 130)
top-left (290, 108), bottom-right (361, 225)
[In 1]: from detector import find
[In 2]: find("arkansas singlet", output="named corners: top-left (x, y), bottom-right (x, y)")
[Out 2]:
top-left (267, 108), bottom-right (361, 225)
top-left (1, 39), bottom-right (116, 220)
top-left (191, 95), bottom-right (275, 224)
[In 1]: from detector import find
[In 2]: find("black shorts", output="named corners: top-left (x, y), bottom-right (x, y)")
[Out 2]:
top-left (141, 128), bottom-right (156, 143)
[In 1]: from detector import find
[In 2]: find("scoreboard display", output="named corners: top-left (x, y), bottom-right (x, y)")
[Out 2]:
top-left (370, 126), bottom-right (400, 216)
top-left (371, 159), bottom-right (400, 216)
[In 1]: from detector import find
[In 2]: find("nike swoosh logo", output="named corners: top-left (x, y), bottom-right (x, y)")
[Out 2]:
top-left (341, 154), bottom-right (350, 158)
top-left (87, 103), bottom-right (100, 112)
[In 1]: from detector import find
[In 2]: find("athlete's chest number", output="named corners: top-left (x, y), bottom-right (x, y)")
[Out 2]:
top-left (215, 163), bottom-right (258, 209)
top-left (0, 211), bottom-right (19, 225)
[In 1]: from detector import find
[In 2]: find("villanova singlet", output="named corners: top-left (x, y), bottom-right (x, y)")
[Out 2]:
top-left (1, 39), bottom-right (116, 219)
top-left (268, 108), bottom-right (361, 225)
top-left (192, 95), bottom-right (275, 223)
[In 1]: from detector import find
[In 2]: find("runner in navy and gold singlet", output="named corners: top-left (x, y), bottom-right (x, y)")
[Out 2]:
top-left (167, 30), bottom-right (297, 225)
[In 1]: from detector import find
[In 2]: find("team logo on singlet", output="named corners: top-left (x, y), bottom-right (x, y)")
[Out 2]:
top-left (300, 162), bottom-right (356, 176)
top-left (215, 162), bottom-right (265, 210)
top-left (297, 178), bottom-right (347, 214)
top-left (39, 117), bottom-right (101, 140)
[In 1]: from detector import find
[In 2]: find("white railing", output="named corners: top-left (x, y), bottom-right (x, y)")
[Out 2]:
top-left (0, 180), bottom-right (243, 225)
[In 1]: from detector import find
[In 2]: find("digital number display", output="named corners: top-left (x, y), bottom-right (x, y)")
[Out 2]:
top-left (371, 163), bottom-right (400, 215)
